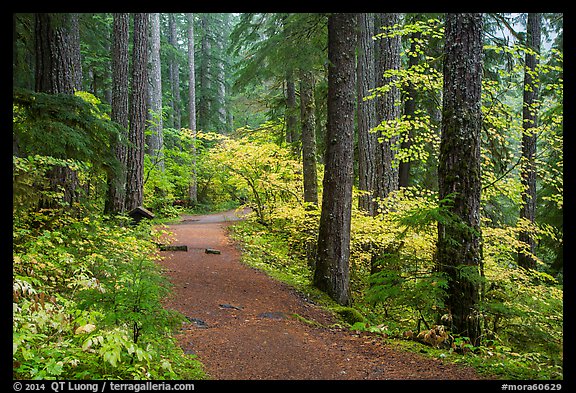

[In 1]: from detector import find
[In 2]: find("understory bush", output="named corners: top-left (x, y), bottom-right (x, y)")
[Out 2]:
top-left (229, 184), bottom-right (562, 379)
top-left (13, 159), bottom-right (205, 379)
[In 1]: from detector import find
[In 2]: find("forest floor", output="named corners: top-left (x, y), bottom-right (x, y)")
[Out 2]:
top-left (158, 209), bottom-right (485, 381)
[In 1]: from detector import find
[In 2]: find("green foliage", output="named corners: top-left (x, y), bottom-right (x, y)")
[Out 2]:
top-left (206, 123), bottom-right (303, 223)
top-left (13, 208), bottom-right (205, 380)
top-left (13, 89), bottom-right (118, 167)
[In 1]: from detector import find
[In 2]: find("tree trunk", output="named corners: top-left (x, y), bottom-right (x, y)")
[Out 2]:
top-left (518, 13), bottom-right (541, 270)
top-left (215, 13), bottom-right (228, 132)
top-left (147, 13), bottom-right (164, 171)
top-left (356, 13), bottom-right (378, 215)
top-left (314, 13), bottom-right (358, 306)
top-left (399, 30), bottom-right (421, 188)
top-left (105, 13), bottom-right (130, 214)
top-left (125, 13), bottom-right (149, 211)
top-left (437, 13), bottom-right (484, 345)
top-left (168, 13), bottom-right (182, 131)
top-left (34, 13), bottom-right (79, 207)
top-left (374, 13), bottom-right (401, 203)
top-left (299, 69), bottom-right (318, 206)
top-left (187, 13), bottom-right (198, 206)
top-left (285, 68), bottom-right (298, 145)
top-left (35, 13), bottom-right (75, 95)
top-left (70, 13), bottom-right (83, 91)
top-left (198, 13), bottom-right (212, 132)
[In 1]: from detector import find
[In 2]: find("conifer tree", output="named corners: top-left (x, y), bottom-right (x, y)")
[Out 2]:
top-left (105, 12), bottom-right (130, 214)
top-left (125, 13), bottom-right (149, 211)
top-left (518, 13), bottom-right (542, 270)
top-left (437, 12), bottom-right (484, 345)
top-left (314, 13), bottom-right (358, 306)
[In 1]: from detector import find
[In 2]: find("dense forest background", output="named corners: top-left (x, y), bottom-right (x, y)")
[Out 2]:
top-left (13, 13), bottom-right (563, 380)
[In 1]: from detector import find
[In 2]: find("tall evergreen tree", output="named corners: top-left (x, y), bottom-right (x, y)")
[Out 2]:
top-left (147, 13), bottom-right (164, 171)
top-left (125, 13), bottom-right (149, 211)
top-left (168, 13), bottom-right (182, 131)
top-left (34, 13), bottom-right (79, 207)
top-left (518, 13), bottom-right (542, 270)
top-left (105, 13), bottom-right (130, 214)
top-left (187, 13), bottom-right (198, 205)
top-left (198, 13), bottom-right (212, 132)
top-left (299, 69), bottom-right (318, 205)
top-left (374, 13), bottom-right (401, 202)
top-left (437, 13), bottom-right (484, 345)
top-left (70, 13), bottom-right (83, 91)
top-left (357, 12), bottom-right (378, 215)
top-left (314, 13), bottom-right (358, 306)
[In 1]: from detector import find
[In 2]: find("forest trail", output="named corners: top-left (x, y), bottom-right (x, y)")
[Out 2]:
top-left (158, 209), bottom-right (483, 380)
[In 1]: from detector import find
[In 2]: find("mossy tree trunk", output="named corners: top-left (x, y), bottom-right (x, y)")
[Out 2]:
top-left (436, 13), bottom-right (484, 345)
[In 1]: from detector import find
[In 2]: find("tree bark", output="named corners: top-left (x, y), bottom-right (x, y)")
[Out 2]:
top-left (374, 13), bottom-right (401, 203)
top-left (34, 13), bottom-right (79, 207)
top-left (356, 13), bottom-right (378, 215)
top-left (437, 13), bottom-right (484, 345)
top-left (285, 68), bottom-right (298, 145)
top-left (198, 13), bottom-right (212, 132)
top-left (518, 13), bottom-right (541, 270)
top-left (299, 69), bottom-right (318, 205)
top-left (168, 13), bottom-right (182, 131)
top-left (125, 13), bottom-right (149, 211)
top-left (147, 13), bottom-right (164, 171)
top-left (399, 29), bottom-right (422, 188)
top-left (35, 13), bottom-right (75, 95)
top-left (215, 13), bottom-right (228, 132)
top-left (105, 13), bottom-right (130, 214)
top-left (187, 13), bottom-right (198, 206)
top-left (314, 13), bottom-right (358, 306)
top-left (70, 13), bottom-right (83, 91)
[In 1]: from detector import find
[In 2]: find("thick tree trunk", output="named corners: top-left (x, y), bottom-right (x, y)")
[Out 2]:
top-left (125, 13), bottom-right (149, 211)
top-left (437, 13), bottom-right (484, 345)
top-left (34, 13), bottom-right (79, 207)
top-left (299, 69), bottom-right (318, 206)
top-left (356, 13), bottom-right (378, 215)
top-left (314, 13), bottom-right (358, 306)
top-left (518, 13), bottom-right (541, 270)
top-left (105, 13), bottom-right (130, 214)
top-left (35, 13), bottom-right (75, 95)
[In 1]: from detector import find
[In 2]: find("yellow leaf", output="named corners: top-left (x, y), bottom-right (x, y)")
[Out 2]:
top-left (75, 323), bottom-right (96, 335)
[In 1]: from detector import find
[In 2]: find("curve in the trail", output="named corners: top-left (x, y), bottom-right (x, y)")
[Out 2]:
top-left (158, 209), bottom-right (483, 380)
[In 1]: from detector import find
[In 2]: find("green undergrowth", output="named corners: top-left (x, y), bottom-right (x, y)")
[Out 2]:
top-left (13, 205), bottom-right (206, 380)
top-left (227, 208), bottom-right (562, 380)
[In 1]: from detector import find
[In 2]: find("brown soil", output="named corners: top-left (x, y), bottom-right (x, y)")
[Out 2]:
top-left (158, 209), bottom-right (484, 381)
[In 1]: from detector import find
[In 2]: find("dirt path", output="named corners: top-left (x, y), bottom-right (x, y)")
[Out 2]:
top-left (158, 209), bottom-right (483, 380)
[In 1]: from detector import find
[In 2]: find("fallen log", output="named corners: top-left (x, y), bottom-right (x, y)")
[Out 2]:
top-left (158, 244), bottom-right (188, 252)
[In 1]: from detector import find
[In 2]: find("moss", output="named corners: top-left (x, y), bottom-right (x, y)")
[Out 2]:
top-left (331, 306), bottom-right (366, 325)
